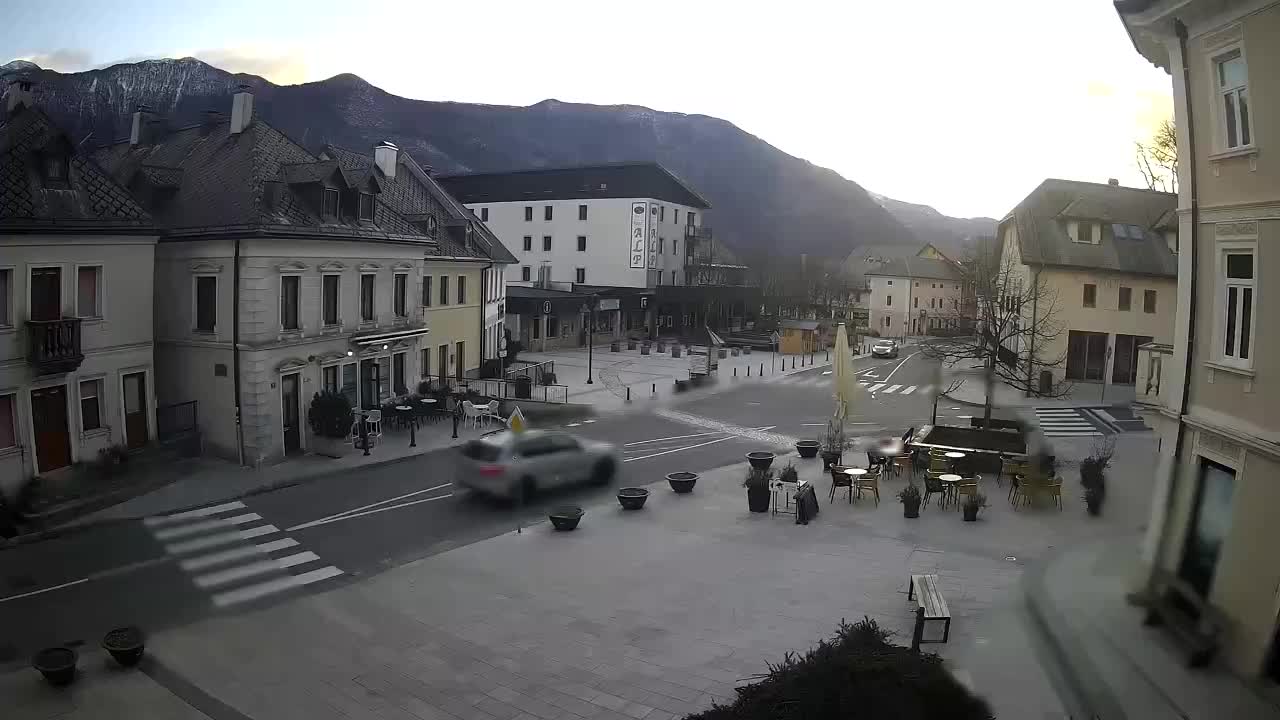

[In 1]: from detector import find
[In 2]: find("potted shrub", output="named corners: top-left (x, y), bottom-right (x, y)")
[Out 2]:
top-left (548, 506), bottom-right (583, 531)
top-left (898, 483), bottom-right (922, 518)
top-left (671, 345), bottom-right (682, 359)
top-left (610, 341), bottom-right (621, 352)
top-left (795, 439), bottom-right (821, 459)
top-left (820, 420), bottom-right (845, 470)
top-left (308, 391), bottom-right (354, 458)
top-left (666, 471), bottom-right (698, 493)
top-left (961, 492), bottom-right (987, 522)
top-left (102, 626), bottom-right (145, 667)
top-left (744, 466), bottom-right (773, 513)
top-left (1080, 438), bottom-right (1113, 516)
top-left (718, 348), bottom-right (728, 359)
top-left (731, 347), bottom-right (740, 357)
top-left (743, 346), bottom-right (752, 355)
top-left (641, 343), bottom-right (651, 356)
top-left (656, 340), bottom-right (667, 353)
top-left (32, 646), bottom-right (77, 686)
top-left (746, 451), bottom-right (776, 470)
top-left (627, 339), bottom-right (637, 350)
top-left (616, 487), bottom-right (649, 510)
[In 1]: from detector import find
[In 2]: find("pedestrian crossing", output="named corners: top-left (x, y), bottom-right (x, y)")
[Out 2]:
top-left (1034, 408), bottom-right (1103, 437)
top-left (772, 374), bottom-right (932, 397)
top-left (144, 500), bottom-right (342, 608)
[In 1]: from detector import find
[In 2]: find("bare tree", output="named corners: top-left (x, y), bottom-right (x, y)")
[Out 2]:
top-left (920, 250), bottom-right (1071, 423)
top-left (1136, 118), bottom-right (1178, 193)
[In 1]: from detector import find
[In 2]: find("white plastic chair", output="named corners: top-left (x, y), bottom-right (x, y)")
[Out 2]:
top-left (482, 400), bottom-right (500, 426)
top-left (364, 410), bottom-right (383, 445)
top-left (461, 401), bottom-right (481, 429)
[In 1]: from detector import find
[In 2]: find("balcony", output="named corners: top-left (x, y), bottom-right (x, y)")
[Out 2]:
top-left (684, 225), bottom-right (713, 240)
top-left (27, 318), bottom-right (84, 375)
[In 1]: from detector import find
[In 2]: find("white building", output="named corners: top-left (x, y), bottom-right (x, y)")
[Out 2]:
top-left (865, 250), bottom-right (967, 338)
top-left (1, 84), bottom-right (159, 493)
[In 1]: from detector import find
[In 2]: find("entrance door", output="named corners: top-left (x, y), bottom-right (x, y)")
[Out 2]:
top-left (122, 372), bottom-right (149, 449)
top-left (281, 372), bottom-right (301, 455)
top-left (455, 341), bottom-right (465, 381)
top-left (1066, 331), bottom-right (1108, 381)
top-left (1179, 459), bottom-right (1236, 597)
top-left (30, 267), bottom-right (62, 321)
top-left (1111, 334), bottom-right (1153, 385)
top-left (360, 360), bottom-right (379, 410)
top-left (31, 385), bottom-right (71, 472)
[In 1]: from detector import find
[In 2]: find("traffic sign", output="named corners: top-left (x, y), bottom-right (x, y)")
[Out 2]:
top-left (508, 406), bottom-right (528, 433)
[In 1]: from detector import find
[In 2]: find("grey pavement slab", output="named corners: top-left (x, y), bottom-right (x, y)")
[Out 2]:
top-left (1, 650), bottom-right (212, 720)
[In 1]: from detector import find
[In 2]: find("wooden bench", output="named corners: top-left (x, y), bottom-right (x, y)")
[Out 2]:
top-left (1140, 569), bottom-right (1225, 667)
top-left (908, 574), bottom-right (951, 651)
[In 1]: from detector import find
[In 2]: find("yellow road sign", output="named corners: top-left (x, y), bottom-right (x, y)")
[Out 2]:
top-left (508, 406), bottom-right (527, 433)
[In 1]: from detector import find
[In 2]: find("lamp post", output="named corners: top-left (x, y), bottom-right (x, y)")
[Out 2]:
top-left (586, 298), bottom-right (596, 384)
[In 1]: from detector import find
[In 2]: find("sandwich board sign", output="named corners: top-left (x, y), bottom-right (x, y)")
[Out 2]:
top-left (508, 406), bottom-right (528, 433)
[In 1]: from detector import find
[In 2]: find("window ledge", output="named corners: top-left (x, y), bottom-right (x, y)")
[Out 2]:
top-left (1208, 145), bottom-right (1258, 162)
top-left (81, 427), bottom-right (111, 440)
top-left (1205, 360), bottom-right (1254, 378)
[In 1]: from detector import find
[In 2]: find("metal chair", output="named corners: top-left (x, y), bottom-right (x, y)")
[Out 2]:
top-left (829, 465), bottom-right (855, 504)
top-left (855, 466), bottom-right (881, 505)
top-left (956, 477), bottom-right (981, 511)
top-left (923, 472), bottom-right (946, 509)
top-left (363, 410), bottom-right (383, 446)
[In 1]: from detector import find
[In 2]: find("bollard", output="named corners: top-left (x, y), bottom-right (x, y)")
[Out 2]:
top-left (451, 407), bottom-right (459, 439)
top-left (733, 367), bottom-right (737, 377)
top-left (791, 357), bottom-right (795, 370)
top-left (747, 365), bottom-right (751, 377)
top-left (361, 414), bottom-right (371, 456)
top-left (409, 415), bottom-right (417, 448)
top-left (826, 349), bottom-right (829, 361)
top-left (652, 383), bottom-right (656, 395)
top-left (627, 386), bottom-right (631, 402)
top-left (759, 363), bottom-right (763, 376)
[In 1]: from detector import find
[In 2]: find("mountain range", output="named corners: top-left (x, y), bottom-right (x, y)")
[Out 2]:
top-left (1, 57), bottom-right (995, 262)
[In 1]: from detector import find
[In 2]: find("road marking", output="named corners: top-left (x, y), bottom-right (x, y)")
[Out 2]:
top-left (902, 385), bottom-right (917, 395)
top-left (868, 383), bottom-right (886, 392)
top-left (623, 434), bottom-right (742, 463)
top-left (152, 513), bottom-right (263, 541)
top-left (180, 538), bottom-right (300, 572)
top-left (821, 370), bottom-right (832, 375)
top-left (166, 524), bottom-right (280, 554)
top-left (566, 423), bottom-right (581, 427)
top-left (283, 482), bottom-right (454, 533)
top-left (624, 430), bottom-right (729, 446)
top-left (801, 423), bottom-right (827, 426)
top-left (195, 551), bottom-right (321, 589)
top-left (880, 351), bottom-right (919, 384)
top-left (286, 493), bottom-right (453, 532)
top-left (884, 384), bottom-right (903, 394)
top-left (582, 419), bottom-right (596, 424)
top-left (144, 501), bottom-right (247, 527)
top-left (211, 566), bottom-right (344, 608)
top-left (0, 577), bottom-right (89, 604)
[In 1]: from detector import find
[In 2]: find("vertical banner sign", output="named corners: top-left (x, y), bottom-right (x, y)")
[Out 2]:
top-left (630, 202), bottom-right (647, 269)
top-left (647, 203), bottom-right (659, 269)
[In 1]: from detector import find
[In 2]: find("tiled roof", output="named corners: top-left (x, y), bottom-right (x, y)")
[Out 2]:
top-left (438, 162), bottom-right (712, 209)
top-left (0, 105), bottom-right (151, 229)
top-left (1006, 179), bottom-right (1176, 277)
top-left (865, 256), bottom-right (964, 281)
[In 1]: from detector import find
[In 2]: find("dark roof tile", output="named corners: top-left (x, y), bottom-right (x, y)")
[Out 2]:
top-left (437, 161), bottom-right (711, 209)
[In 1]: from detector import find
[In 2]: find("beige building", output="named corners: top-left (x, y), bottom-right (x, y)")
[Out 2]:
top-left (0, 84), bottom-right (159, 494)
top-left (1120, 0), bottom-right (1280, 682)
top-left (995, 179), bottom-right (1178, 389)
top-left (865, 247), bottom-right (967, 338)
top-left (94, 89), bottom-right (513, 466)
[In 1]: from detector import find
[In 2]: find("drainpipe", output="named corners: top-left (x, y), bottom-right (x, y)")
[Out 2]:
top-left (233, 236), bottom-right (245, 467)
top-left (480, 262), bottom-right (493, 374)
top-left (1027, 265), bottom-right (1041, 396)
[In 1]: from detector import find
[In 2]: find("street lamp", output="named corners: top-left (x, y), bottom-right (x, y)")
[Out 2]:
top-left (586, 297), bottom-right (597, 384)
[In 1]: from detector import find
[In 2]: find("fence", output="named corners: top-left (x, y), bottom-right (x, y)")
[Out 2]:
top-left (417, 374), bottom-right (569, 405)
top-left (505, 360), bottom-right (557, 386)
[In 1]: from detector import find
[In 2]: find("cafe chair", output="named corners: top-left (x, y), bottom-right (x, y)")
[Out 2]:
top-left (1047, 476), bottom-right (1064, 510)
top-left (829, 465), bottom-right (855, 504)
top-left (363, 410), bottom-right (383, 446)
top-left (956, 477), bottom-right (981, 511)
top-left (855, 467), bottom-right (881, 505)
top-left (923, 472), bottom-right (946, 509)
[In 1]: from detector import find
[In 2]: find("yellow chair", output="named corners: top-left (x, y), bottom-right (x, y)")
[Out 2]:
top-left (956, 478), bottom-right (981, 511)
top-left (855, 467), bottom-right (881, 505)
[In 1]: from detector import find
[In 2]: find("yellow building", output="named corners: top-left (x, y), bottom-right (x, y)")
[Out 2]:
top-left (1120, 0), bottom-right (1280, 682)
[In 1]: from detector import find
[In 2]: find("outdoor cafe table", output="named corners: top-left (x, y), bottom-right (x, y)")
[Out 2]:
top-left (395, 405), bottom-right (414, 430)
top-left (939, 473), bottom-right (962, 508)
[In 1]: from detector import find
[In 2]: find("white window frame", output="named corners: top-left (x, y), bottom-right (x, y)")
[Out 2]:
top-left (357, 192), bottom-right (375, 221)
top-left (75, 263), bottom-right (104, 319)
top-left (0, 392), bottom-right (17, 451)
top-left (279, 272), bottom-right (302, 332)
top-left (321, 273), bottom-right (342, 328)
top-left (192, 274), bottom-right (218, 334)
top-left (360, 272), bottom-right (377, 323)
top-left (1211, 44), bottom-right (1253, 152)
top-left (0, 265), bottom-right (14, 329)
top-left (1216, 241), bottom-right (1256, 369)
top-left (393, 272), bottom-right (409, 318)
top-left (78, 376), bottom-right (105, 434)
top-left (575, 267), bottom-right (586, 284)
top-left (321, 363), bottom-right (340, 394)
top-left (322, 188), bottom-right (340, 217)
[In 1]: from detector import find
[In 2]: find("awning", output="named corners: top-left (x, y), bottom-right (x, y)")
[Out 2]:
top-left (351, 326), bottom-right (430, 346)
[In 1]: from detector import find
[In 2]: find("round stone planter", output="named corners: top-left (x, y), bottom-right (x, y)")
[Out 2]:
top-left (717, 348), bottom-right (727, 359)
top-left (628, 340), bottom-right (637, 350)
top-left (549, 506), bottom-right (584, 531)
top-left (641, 345), bottom-right (651, 356)
top-left (747, 487), bottom-right (771, 513)
top-left (103, 626), bottom-right (145, 667)
top-left (656, 341), bottom-right (667, 353)
top-left (743, 347), bottom-right (752, 355)
top-left (671, 346), bottom-right (682, 359)
top-left (610, 341), bottom-right (621, 353)
top-left (666, 471), bottom-right (698, 494)
top-left (731, 347), bottom-right (740, 356)
top-left (795, 440), bottom-right (820, 459)
top-left (617, 487), bottom-right (650, 510)
top-left (32, 647), bottom-right (77, 686)
top-left (820, 450), bottom-right (842, 471)
top-left (746, 451), bottom-right (776, 471)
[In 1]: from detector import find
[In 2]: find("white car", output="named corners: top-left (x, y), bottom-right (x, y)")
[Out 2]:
top-left (457, 430), bottom-right (618, 500)
top-left (872, 340), bottom-right (899, 358)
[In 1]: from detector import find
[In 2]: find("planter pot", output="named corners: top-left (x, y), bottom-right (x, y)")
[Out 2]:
top-left (32, 647), bottom-right (77, 686)
top-left (671, 346), bottom-right (682, 358)
top-left (747, 487), bottom-right (771, 513)
top-left (656, 342), bottom-right (667, 352)
top-left (962, 507), bottom-right (979, 522)
top-left (731, 348), bottom-right (740, 357)
top-left (610, 342), bottom-right (621, 353)
top-left (102, 626), bottom-right (145, 667)
top-left (743, 347), bottom-right (752, 355)
top-left (666, 471), bottom-right (698, 494)
top-left (746, 452), bottom-right (775, 470)
top-left (674, 380), bottom-right (689, 393)
top-left (627, 340), bottom-right (637, 350)
top-left (641, 346), bottom-right (651, 356)
top-left (795, 440), bottom-right (820, 459)
top-left (717, 348), bottom-right (727, 359)
top-left (314, 435), bottom-right (350, 459)
top-left (617, 488), bottom-right (649, 510)
top-left (902, 499), bottom-right (921, 518)
top-left (820, 450), bottom-right (842, 470)
top-left (548, 506), bottom-right (583, 531)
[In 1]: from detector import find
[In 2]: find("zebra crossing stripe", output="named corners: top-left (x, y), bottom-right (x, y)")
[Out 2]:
top-left (180, 538), bottom-right (300, 572)
top-left (144, 501), bottom-right (247, 527)
top-left (868, 384), bottom-right (885, 392)
top-left (152, 513), bottom-right (263, 541)
top-left (195, 551), bottom-right (321, 589)
top-left (212, 566), bottom-right (344, 608)
top-left (903, 385), bottom-right (917, 395)
top-left (885, 384), bottom-right (903, 394)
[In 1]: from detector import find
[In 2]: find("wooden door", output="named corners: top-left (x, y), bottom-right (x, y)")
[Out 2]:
top-left (455, 342), bottom-right (465, 380)
top-left (122, 372), bottom-right (148, 449)
top-left (31, 385), bottom-right (71, 472)
top-left (281, 373), bottom-right (301, 455)
top-left (30, 267), bottom-right (61, 321)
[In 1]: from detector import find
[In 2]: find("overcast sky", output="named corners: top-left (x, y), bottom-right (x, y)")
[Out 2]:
top-left (3, 0), bottom-right (1173, 219)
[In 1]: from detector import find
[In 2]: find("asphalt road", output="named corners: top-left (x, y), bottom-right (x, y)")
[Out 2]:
top-left (0, 345), bottom-right (955, 666)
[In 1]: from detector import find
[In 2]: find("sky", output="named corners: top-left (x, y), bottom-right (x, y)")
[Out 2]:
top-left (2, 0), bottom-right (1174, 220)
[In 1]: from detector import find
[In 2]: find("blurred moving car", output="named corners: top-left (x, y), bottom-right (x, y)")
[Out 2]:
top-left (458, 430), bottom-right (618, 500)
top-left (872, 339), bottom-right (899, 358)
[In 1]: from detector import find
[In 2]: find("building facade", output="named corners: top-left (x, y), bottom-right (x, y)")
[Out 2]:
top-left (1120, 0), bottom-right (1280, 682)
top-left (865, 251), bottom-right (967, 337)
top-left (1, 84), bottom-right (158, 495)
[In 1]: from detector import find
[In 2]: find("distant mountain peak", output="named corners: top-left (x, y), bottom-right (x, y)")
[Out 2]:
top-left (1, 59), bottom-right (41, 72)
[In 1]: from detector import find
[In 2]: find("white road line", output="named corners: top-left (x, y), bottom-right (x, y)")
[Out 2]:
top-left (880, 351), bottom-right (920, 384)
top-left (902, 385), bottom-right (917, 395)
top-left (884, 384), bottom-right (903, 394)
top-left (165, 524), bottom-right (280, 554)
top-left (868, 383), bottom-right (886, 392)
top-left (144, 501), bottom-right (247, 527)
top-left (286, 493), bottom-right (453, 532)
top-left (284, 483), bottom-right (453, 532)
top-left (179, 538), bottom-right (300, 572)
top-left (212, 566), bottom-right (344, 608)
top-left (821, 371), bottom-right (832, 375)
top-left (195, 551), bottom-right (321, 589)
top-left (625, 431), bottom-right (726, 445)
top-left (623, 434), bottom-right (741, 463)
top-left (0, 578), bottom-right (89, 604)
top-left (1045, 431), bottom-right (1102, 436)
top-left (152, 513), bottom-right (263, 541)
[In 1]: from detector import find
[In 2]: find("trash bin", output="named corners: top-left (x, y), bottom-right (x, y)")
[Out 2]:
top-left (514, 375), bottom-right (533, 399)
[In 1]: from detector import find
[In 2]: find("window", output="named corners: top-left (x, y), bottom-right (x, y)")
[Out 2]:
top-left (457, 275), bottom-right (466, 304)
top-left (672, 239), bottom-right (677, 255)
top-left (0, 394), bottom-right (15, 450)
top-left (886, 295), bottom-right (893, 307)
top-left (542, 236), bottom-right (552, 252)
top-left (914, 296), bottom-right (918, 308)
top-left (281, 275), bottom-right (300, 330)
top-left (341, 364), bottom-right (356, 407)
top-left (952, 299), bottom-right (958, 310)
top-left (930, 298), bottom-right (936, 309)
top-left (674, 209), bottom-right (679, 225)
top-left (660, 206), bottom-right (665, 222)
top-left (521, 266), bottom-right (531, 282)
top-left (77, 266), bottom-right (101, 318)
top-left (1074, 222), bottom-right (1097, 244)
top-left (578, 204), bottom-right (588, 221)
top-left (1083, 283), bottom-right (1096, 308)
top-left (480, 207), bottom-right (489, 222)
top-left (658, 238), bottom-right (665, 254)
top-left (420, 348), bottom-right (430, 378)
top-left (394, 273), bottom-right (408, 317)
top-left (575, 268), bottom-right (585, 283)
top-left (44, 155), bottom-right (68, 185)
top-left (1216, 49), bottom-right (1251, 149)
top-left (0, 268), bottom-right (10, 326)
top-left (577, 236), bottom-right (587, 251)
top-left (544, 205), bottom-right (553, 221)
top-left (1221, 250), bottom-right (1254, 364)
top-left (438, 345), bottom-right (448, 381)
top-left (887, 280), bottom-right (893, 286)
top-left (524, 206), bottom-right (533, 221)
top-left (323, 275), bottom-right (340, 326)
top-left (422, 276), bottom-right (432, 308)
top-left (687, 212), bottom-right (696, 227)
top-left (377, 356), bottom-right (390, 401)
top-left (195, 275), bottom-right (216, 333)
top-left (523, 236), bottom-right (532, 252)
top-left (1118, 286), bottom-right (1132, 311)
top-left (360, 274), bottom-right (375, 321)
top-left (1143, 289), bottom-right (1156, 314)
top-left (670, 270), bottom-right (676, 285)
top-left (322, 365), bottom-right (339, 394)
top-left (358, 192), bottom-right (375, 221)
top-left (323, 188), bottom-right (339, 217)
top-left (439, 275), bottom-right (449, 306)
top-left (393, 352), bottom-right (407, 394)
top-left (79, 379), bottom-right (102, 432)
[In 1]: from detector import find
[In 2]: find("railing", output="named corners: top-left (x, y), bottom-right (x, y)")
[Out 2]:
top-left (416, 374), bottom-right (569, 405)
top-left (684, 225), bottom-right (713, 240)
top-left (157, 401), bottom-right (199, 443)
top-left (26, 318), bottom-right (83, 374)
top-left (505, 360), bottom-right (557, 386)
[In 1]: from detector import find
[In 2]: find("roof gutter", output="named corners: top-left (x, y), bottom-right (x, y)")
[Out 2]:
top-left (233, 236), bottom-right (245, 467)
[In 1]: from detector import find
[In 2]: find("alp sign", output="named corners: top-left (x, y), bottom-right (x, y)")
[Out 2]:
top-left (630, 202), bottom-right (647, 269)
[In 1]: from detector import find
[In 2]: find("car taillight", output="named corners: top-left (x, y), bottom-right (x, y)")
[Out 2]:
top-left (478, 465), bottom-right (506, 477)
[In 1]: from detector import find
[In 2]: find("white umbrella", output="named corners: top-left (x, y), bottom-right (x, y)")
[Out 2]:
top-left (831, 323), bottom-right (866, 421)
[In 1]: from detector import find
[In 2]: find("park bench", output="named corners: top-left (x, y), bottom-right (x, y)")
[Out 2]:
top-left (1140, 568), bottom-right (1224, 667)
top-left (908, 573), bottom-right (951, 651)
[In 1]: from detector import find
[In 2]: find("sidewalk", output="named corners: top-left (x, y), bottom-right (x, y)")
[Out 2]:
top-left (941, 366), bottom-right (1136, 409)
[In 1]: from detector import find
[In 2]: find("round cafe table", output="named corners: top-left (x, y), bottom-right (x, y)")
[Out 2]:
top-left (944, 451), bottom-right (966, 459)
top-left (395, 405), bottom-right (414, 430)
top-left (842, 468), bottom-right (868, 477)
top-left (939, 473), bottom-right (962, 508)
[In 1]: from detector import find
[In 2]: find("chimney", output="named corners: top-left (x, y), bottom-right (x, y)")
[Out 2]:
top-left (5, 78), bottom-right (33, 115)
top-left (230, 84), bottom-right (254, 135)
top-left (374, 141), bottom-right (398, 179)
top-left (130, 104), bottom-right (157, 145)
top-left (1107, 178), bottom-right (1120, 186)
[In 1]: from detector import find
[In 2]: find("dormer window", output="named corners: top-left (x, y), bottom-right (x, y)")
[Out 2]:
top-left (427, 216), bottom-right (438, 236)
top-left (43, 154), bottom-right (69, 188)
top-left (322, 188), bottom-right (340, 217)
top-left (358, 192), bottom-right (375, 221)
